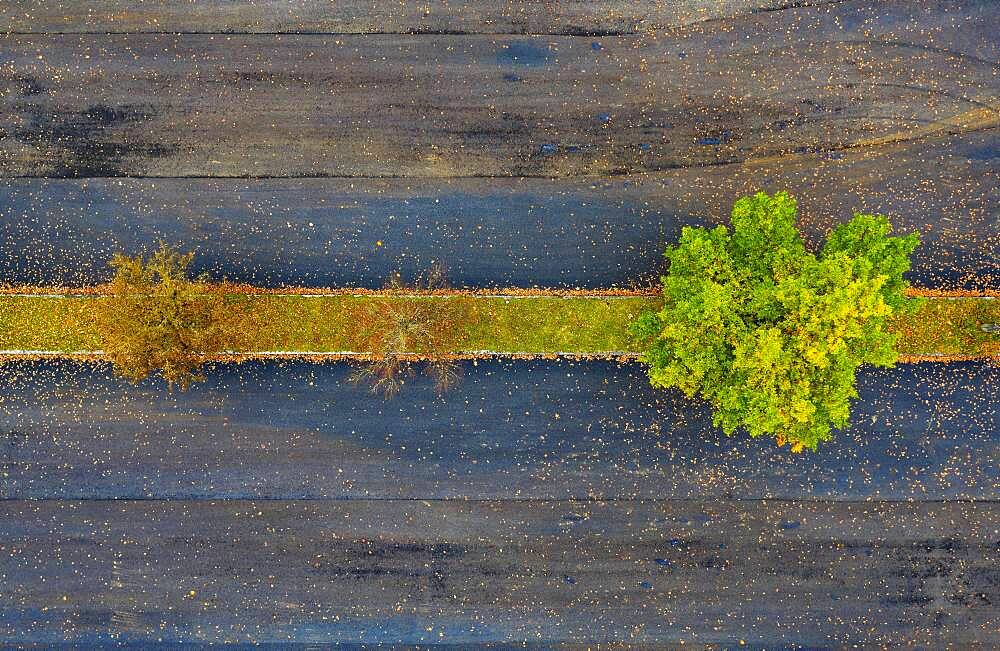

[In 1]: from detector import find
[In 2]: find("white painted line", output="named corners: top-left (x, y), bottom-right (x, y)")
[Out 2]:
top-left (2, 294), bottom-right (92, 298)
top-left (0, 349), bottom-right (640, 358)
top-left (0, 350), bottom-right (104, 355)
top-left (2, 293), bottom-right (654, 299)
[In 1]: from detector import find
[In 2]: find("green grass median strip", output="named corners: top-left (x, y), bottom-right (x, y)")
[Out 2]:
top-left (1, 294), bottom-right (996, 358)
top-left (893, 297), bottom-right (999, 357)
top-left (0, 295), bottom-right (100, 352)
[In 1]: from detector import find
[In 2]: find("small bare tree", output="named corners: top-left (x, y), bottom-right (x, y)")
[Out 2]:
top-left (351, 264), bottom-right (470, 398)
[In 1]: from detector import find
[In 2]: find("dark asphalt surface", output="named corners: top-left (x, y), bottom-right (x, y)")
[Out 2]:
top-left (1, 128), bottom-right (997, 290)
top-left (1, 358), bottom-right (996, 500)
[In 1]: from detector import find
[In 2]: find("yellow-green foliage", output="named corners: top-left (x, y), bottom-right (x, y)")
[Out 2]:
top-left (631, 192), bottom-right (921, 451)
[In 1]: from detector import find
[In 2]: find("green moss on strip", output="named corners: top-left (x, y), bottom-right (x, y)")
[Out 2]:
top-left (893, 297), bottom-right (1000, 357)
top-left (0, 295), bottom-right (101, 351)
top-left (0, 294), bottom-right (995, 358)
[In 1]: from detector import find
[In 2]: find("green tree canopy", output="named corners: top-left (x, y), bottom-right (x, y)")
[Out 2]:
top-left (631, 191), bottom-right (920, 451)
top-left (95, 244), bottom-right (226, 390)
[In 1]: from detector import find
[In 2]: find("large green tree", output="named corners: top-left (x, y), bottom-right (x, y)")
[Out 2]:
top-left (631, 191), bottom-right (920, 451)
